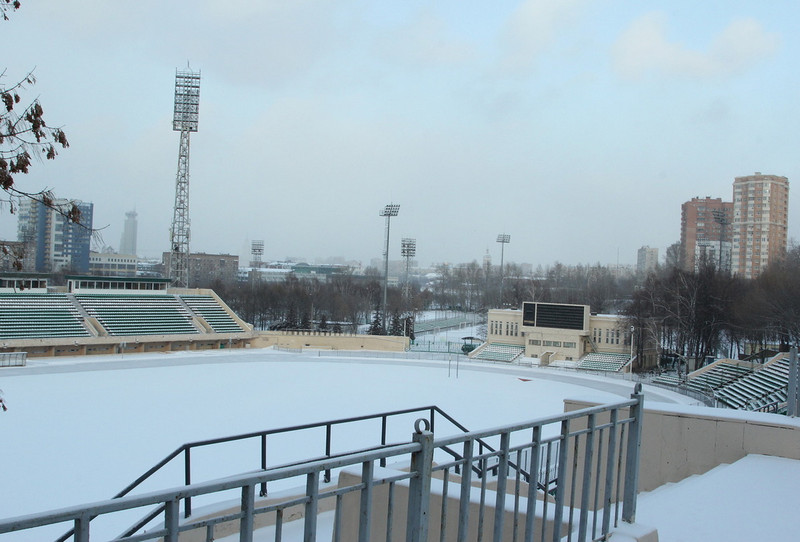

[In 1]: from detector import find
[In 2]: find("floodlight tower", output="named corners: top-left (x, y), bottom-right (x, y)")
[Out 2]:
top-left (711, 209), bottom-right (730, 273)
top-left (169, 67), bottom-right (201, 288)
top-left (251, 240), bottom-right (265, 268)
top-left (380, 204), bottom-right (400, 332)
top-left (401, 238), bottom-right (416, 299)
top-left (497, 233), bottom-right (511, 307)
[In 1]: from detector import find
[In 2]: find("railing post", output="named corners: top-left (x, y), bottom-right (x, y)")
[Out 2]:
top-left (358, 460), bottom-right (374, 542)
top-left (788, 347), bottom-right (798, 417)
top-left (324, 423), bottom-right (333, 483)
top-left (622, 384), bottom-right (644, 523)
top-left (73, 512), bottom-right (90, 542)
top-left (184, 447), bottom-right (192, 518)
top-left (457, 439), bottom-right (474, 542)
top-left (240, 484), bottom-right (255, 542)
top-left (260, 434), bottom-right (268, 497)
top-left (492, 432), bottom-right (510, 542)
top-left (380, 415), bottom-right (388, 468)
top-left (305, 471), bottom-right (320, 542)
top-left (165, 498), bottom-right (180, 542)
top-left (406, 419), bottom-right (434, 542)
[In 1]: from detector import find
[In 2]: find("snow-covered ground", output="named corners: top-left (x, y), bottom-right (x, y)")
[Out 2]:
top-left (0, 348), bottom-right (621, 537)
top-left (0, 347), bottom-right (796, 541)
top-left (636, 454), bottom-right (800, 542)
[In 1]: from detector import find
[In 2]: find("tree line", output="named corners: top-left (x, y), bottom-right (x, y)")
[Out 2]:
top-left (213, 247), bottom-right (800, 365)
top-left (626, 246), bottom-right (800, 364)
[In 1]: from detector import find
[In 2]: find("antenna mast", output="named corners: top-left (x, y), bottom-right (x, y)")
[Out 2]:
top-left (169, 68), bottom-right (200, 288)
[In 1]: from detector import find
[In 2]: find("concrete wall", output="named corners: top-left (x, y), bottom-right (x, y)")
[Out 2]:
top-left (336, 468), bottom-right (565, 542)
top-left (252, 331), bottom-right (409, 352)
top-left (564, 398), bottom-right (800, 493)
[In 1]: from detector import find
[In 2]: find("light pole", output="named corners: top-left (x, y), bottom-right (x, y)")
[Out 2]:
top-left (401, 238), bottom-right (416, 301)
top-left (711, 209), bottom-right (730, 273)
top-left (497, 234), bottom-right (510, 307)
top-left (630, 325), bottom-right (635, 373)
top-left (380, 204), bottom-right (400, 333)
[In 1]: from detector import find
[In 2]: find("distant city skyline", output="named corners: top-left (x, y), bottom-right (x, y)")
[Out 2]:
top-left (1, 2), bottom-right (798, 269)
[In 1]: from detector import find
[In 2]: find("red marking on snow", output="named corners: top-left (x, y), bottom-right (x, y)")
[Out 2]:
top-left (518, 378), bottom-right (531, 382)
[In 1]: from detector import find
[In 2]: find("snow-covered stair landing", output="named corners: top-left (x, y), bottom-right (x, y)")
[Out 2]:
top-left (635, 454), bottom-right (800, 542)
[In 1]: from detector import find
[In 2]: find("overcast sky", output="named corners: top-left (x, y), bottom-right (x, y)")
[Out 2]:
top-left (2, 1), bottom-right (798, 269)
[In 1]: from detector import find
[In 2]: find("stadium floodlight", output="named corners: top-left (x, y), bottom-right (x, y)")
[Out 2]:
top-left (401, 238), bottom-right (416, 299)
top-left (497, 233), bottom-right (511, 307)
top-left (169, 67), bottom-right (201, 288)
top-left (380, 204), bottom-right (400, 218)
top-left (173, 70), bottom-right (201, 133)
top-left (380, 204), bottom-right (400, 332)
top-left (401, 238), bottom-right (417, 258)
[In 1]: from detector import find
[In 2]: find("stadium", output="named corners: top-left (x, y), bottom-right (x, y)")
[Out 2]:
top-left (0, 277), bottom-right (799, 542)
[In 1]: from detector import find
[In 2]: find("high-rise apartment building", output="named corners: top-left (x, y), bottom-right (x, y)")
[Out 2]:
top-left (680, 197), bottom-right (734, 272)
top-left (636, 246), bottom-right (659, 274)
top-left (119, 210), bottom-right (138, 256)
top-left (17, 198), bottom-right (94, 273)
top-left (731, 173), bottom-right (789, 279)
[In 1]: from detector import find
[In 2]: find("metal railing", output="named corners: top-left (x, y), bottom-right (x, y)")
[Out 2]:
top-left (53, 405), bottom-right (507, 541)
top-left (0, 386), bottom-right (644, 542)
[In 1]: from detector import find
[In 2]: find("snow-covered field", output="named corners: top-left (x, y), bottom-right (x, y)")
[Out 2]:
top-left (0, 349), bottom-right (621, 533)
top-left (1, 346), bottom-right (792, 541)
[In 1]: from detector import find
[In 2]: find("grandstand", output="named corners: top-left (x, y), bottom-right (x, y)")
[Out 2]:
top-left (180, 294), bottom-right (246, 333)
top-left (715, 356), bottom-right (790, 412)
top-left (0, 293), bottom-right (90, 339)
top-left (685, 361), bottom-right (752, 394)
top-left (0, 274), bottom-right (254, 356)
top-left (77, 294), bottom-right (199, 336)
top-left (469, 342), bottom-right (524, 362)
top-left (577, 352), bottom-right (630, 372)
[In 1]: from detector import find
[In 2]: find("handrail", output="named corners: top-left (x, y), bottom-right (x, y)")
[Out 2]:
top-left (55, 404), bottom-right (483, 542)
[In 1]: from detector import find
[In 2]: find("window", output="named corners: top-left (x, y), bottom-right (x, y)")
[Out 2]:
top-left (563, 342), bottom-right (576, 348)
top-left (529, 339), bottom-right (540, 345)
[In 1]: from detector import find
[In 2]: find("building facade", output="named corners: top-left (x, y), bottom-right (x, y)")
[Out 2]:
top-left (636, 246), bottom-right (659, 274)
top-left (89, 252), bottom-right (138, 277)
top-left (731, 173), bottom-right (789, 279)
top-left (680, 197), bottom-right (733, 272)
top-left (119, 210), bottom-right (138, 256)
top-left (162, 251), bottom-right (239, 287)
top-left (17, 198), bottom-right (94, 273)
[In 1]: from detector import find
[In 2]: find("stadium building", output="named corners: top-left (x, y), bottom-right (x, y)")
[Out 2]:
top-left (480, 302), bottom-right (659, 371)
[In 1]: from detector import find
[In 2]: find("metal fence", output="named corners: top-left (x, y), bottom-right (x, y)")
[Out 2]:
top-left (0, 387), bottom-right (644, 542)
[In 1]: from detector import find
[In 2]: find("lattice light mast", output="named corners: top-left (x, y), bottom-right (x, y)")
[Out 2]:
top-left (169, 68), bottom-right (200, 288)
top-left (250, 240), bottom-right (265, 268)
top-left (497, 233), bottom-right (511, 307)
top-left (380, 204), bottom-right (400, 332)
top-left (711, 209), bottom-right (730, 273)
top-left (401, 238), bottom-right (416, 299)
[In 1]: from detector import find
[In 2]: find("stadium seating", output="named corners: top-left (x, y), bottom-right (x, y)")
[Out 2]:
top-left (473, 343), bottom-right (524, 362)
top-left (0, 293), bottom-right (90, 339)
top-left (686, 362), bottom-right (751, 394)
top-left (577, 352), bottom-right (630, 372)
top-left (714, 358), bottom-right (790, 411)
top-left (652, 373), bottom-right (683, 387)
top-left (76, 294), bottom-right (199, 336)
top-left (180, 295), bottom-right (246, 333)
